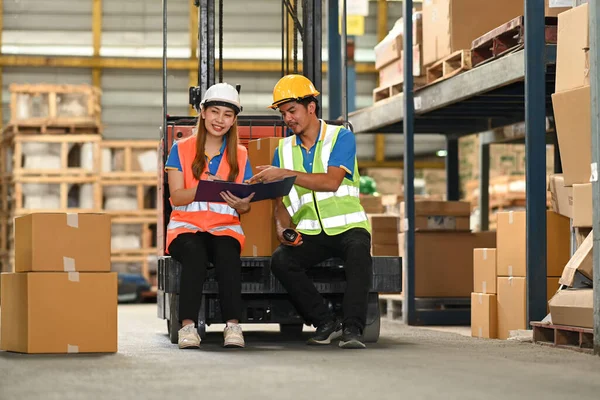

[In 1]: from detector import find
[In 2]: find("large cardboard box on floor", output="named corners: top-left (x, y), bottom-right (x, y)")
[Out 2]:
top-left (0, 272), bottom-right (118, 354)
top-left (572, 183), bottom-right (592, 228)
top-left (422, 0), bottom-right (524, 66)
top-left (14, 213), bottom-right (111, 272)
top-left (559, 230), bottom-right (593, 286)
top-left (547, 174), bottom-right (573, 219)
top-left (242, 138), bottom-right (281, 256)
top-left (400, 200), bottom-right (471, 232)
top-left (471, 293), bottom-right (497, 339)
top-left (556, 3), bottom-right (589, 93)
top-left (496, 211), bottom-right (570, 277)
top-left (398, 231), bottom-right (496, 297)
top-left (473, 248), bottom-right (496, 294)
top-left (552, 86), bottom-right (591, 186)
top-left (549, 288), bottom-right (594, 328)
top-left (497, 277), bottom-right (526, 340)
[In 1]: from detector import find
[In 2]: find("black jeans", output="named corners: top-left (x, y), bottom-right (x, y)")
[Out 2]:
top-left (168, 231), bottom-right (242, 324)
top-left (270, 227), bottom-right (373, 330)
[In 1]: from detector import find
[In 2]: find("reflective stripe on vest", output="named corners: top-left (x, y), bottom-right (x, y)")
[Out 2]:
top-left (297, 211), bottom-right (368, 231)
top-left (167, 219), bottom-right (243, 236)
top-left (172, 201), bottom-right (238, 217)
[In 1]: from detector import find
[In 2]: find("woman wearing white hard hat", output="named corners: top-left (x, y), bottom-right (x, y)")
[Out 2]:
top-left (164, 82), bottom-right (254, 349)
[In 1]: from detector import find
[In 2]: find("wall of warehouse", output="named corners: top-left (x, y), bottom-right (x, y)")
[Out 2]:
top-left (1, 0), bottom-right (445, 157)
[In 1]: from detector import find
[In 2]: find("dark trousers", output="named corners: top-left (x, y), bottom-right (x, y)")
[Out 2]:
top-left (270, 227), bottom-right (373, 329)
top-left (168, 231), bottom-right (242, 324)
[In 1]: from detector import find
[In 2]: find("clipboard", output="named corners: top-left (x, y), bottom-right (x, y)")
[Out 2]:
top-left (194, 175), bottom-right (297, 203)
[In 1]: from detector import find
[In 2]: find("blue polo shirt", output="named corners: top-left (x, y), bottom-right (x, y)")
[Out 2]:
top-left (165, 138), bottom-right (253, 181)
top-left (271, 126), bottom-right (356, 180)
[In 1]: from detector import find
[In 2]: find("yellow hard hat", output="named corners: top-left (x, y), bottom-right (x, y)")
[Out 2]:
top-left (269, 74), bottom-right (320, 109)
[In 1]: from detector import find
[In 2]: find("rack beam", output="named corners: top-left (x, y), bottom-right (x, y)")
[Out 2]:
top-left (0, 55), bottom-right (377, 74)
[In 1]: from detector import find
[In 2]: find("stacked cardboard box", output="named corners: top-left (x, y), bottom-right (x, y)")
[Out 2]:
top-left (370, 215), bottom-right (400, 256)
top-left (471, 248), bottom-right (497, 338)
top-left (398, 201), bottom-right (496, 297)
top-left (373, 10), bottom-right (426, 97)
top-left (1, 213), bottom-right (117, 354)
top-left (545, 2), bottom-right (595, 331)
top-left (491, 210), bottom-right (570, 339)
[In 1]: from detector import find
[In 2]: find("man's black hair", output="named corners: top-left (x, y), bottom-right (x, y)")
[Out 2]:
top-left (298, 96), bottom-right (320, 116)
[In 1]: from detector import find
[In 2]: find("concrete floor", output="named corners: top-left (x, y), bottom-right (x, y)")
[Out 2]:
top-left (1, 304), bottom-right (600, 400)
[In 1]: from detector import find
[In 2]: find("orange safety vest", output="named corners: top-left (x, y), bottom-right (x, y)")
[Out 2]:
top-left (165, 134), bottom-right (248, 253)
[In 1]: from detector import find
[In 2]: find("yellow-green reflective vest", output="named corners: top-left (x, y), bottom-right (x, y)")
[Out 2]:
top-left (277, 120), bottom-right (371, 236)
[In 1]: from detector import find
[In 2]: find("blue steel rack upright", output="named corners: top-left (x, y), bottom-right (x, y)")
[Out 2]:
top-left (349, 0), bottom-right (553, 327)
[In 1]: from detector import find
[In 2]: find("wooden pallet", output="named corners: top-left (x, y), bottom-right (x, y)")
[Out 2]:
top-left (1, 134), bottom-right (101, 178)
top-left (0, 214), bottom-right (13, 255)
top-left (99, 140), bottom-right (159, 180)
top-left (4, 176), bottom-right (100, 217)
top-left (2, 122), bottom-right (102, 136)
top-left (110, 216), bottom-right (157, 256)
top-left (9, 83), bottom-right (102, 128)
top-left (372, 76), bottom-right (428, 103)
top-left (98, 179), bottom-right (158, 217)
top-left (426, 50), bottom-right (472, 85)
top-left (471, 16), bottom-right (558, 68)
top-left (531, 322), bottom-right (594, 354)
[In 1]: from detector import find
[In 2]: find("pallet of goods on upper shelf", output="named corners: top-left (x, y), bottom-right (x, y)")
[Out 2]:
top-left (5, 83), bottom-right (102, 135)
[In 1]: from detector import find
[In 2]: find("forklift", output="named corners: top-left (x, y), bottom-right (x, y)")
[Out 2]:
top-left (156, 0), bottom-right (402, 343)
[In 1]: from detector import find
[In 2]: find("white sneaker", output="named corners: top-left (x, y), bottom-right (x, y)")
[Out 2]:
top-left (223, 324), bottom-right (245, 348)
top-left (178, 324), bottom-right (201, 349)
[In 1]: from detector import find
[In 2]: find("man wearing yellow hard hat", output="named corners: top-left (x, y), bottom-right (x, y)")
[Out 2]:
top-left (249, 74), bottom-right (372, 349)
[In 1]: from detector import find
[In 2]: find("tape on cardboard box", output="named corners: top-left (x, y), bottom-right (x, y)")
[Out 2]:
top-left (66, 213), bottom-right (79, 228)
top-left (67, 344), bottom-right (79, 354)
top-left (68, 272), bottom-right (80, 282)
top-left (63, 257), bottom-right (76, 272)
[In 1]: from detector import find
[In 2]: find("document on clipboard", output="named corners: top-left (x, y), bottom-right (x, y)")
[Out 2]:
top-left (194, 175), bottom-right (297, 203)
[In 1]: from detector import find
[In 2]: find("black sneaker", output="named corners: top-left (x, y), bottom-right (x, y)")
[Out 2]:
top-left (339, 325), bottom-right (366, 349)
top-left (307, 318), bottom-right (342, 345)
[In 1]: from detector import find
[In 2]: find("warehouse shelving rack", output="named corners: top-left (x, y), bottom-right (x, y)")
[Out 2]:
top-left (347, 0), bottom-right (600, 346)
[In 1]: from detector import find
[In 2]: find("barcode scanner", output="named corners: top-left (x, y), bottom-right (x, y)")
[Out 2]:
top-left (282, 228), bottom-right (302, 246)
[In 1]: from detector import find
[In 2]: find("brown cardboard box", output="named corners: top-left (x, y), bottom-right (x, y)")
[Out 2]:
top-left (497, 277), bottom-right (526, 340)
top-left (474, 248), bottom-right (496, 294)
top-left (496, 211), bottom-right (526, 277)
top-left (375, 11), bottom-right (423, 70)
top-left (572, 183), bottom-right (592, 227)
top-left (370, 215), bottom-right (399, 245)
top-left (552, 86), bottom-right (591, 186)
top-left (372, 244), bottom-right (399, 257)
top-left (559, 230), bottom-right (593, 286)
top-left (242, 138), bottom-right (281, 256)
top-left (547, 277), bottom-right (560, 313)
top-left (378, 45), bottom-right (424, 86)
top-left (422, 0), bottom-right (524, 66)
top-left (364, 168), bottom-right (403, 195)
top-left (0, 272), bottom-right (118, 354)
top-left (549, 288), bottom-right (593, 328)
top-left (547, 174), bottom-right (573, 219)
top-left (545, 0), bottom-right (571, 17)
top-left (556, 3), bottom-right (589, 93)
top-left (360, 195), bottom-right (385, 214)
top-left (14, 213), bottom-right (111, 273)
top-left (398, 231), bottom-right (496, 297)
top-left (400, 200), bottom-right (471, 232)
top-left (375, 33), bottom-right (403, 70)
top-left (497, 211), bottom-right (571, 277)
top-left (471, 293), bottom-right (497, 339)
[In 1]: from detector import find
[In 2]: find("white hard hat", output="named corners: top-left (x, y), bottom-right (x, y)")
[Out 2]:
top-left (200, 83), bottom-right (242, 114)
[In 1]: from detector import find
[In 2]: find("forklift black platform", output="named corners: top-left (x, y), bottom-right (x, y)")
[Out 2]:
top-left (156, 0), bottom-right (402, 343)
